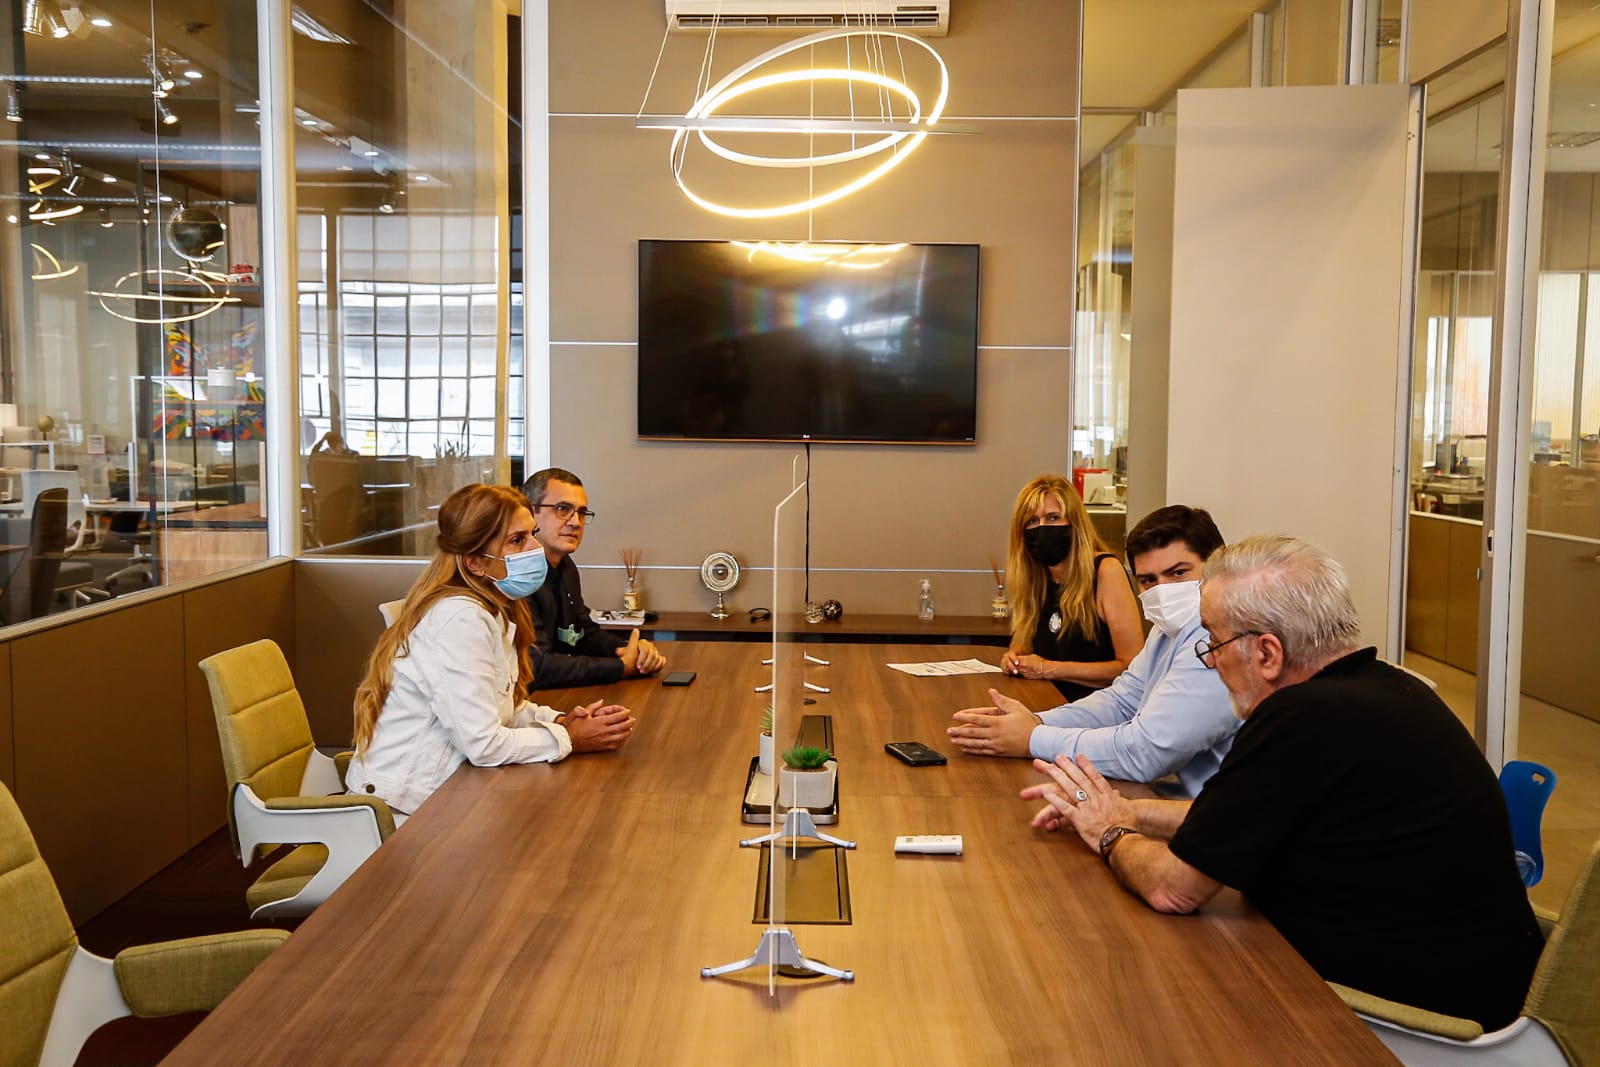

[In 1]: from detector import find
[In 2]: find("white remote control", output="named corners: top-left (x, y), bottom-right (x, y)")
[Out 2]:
top-left (894, 834), bottom-right (963, 855)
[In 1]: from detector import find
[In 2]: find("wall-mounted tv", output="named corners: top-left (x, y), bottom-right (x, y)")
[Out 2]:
top-left (637, 240), bottom-right (980, 444)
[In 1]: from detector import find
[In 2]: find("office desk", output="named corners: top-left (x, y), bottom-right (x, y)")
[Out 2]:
top-left (154, 501), bottom-right (267, 585)
top-left (167, 643), bottom-right (1392, 1065)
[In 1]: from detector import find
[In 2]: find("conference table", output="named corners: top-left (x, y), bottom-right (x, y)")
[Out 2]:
top-left (166, 641), bottom-right (1395, 1065)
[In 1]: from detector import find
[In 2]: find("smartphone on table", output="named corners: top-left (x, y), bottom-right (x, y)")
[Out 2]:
top-left (885, 741), bottom-right (947, 766)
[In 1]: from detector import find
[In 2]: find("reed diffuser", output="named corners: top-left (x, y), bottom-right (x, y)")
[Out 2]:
top-left (990, 556), bottom-right (1009, 621)
top-left (620, 548), bottom-right (643, 612)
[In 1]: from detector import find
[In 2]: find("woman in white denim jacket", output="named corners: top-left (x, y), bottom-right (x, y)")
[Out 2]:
top-left (346, 484), bottom-right (635, 816)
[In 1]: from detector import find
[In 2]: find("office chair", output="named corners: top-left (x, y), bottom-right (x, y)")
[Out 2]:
top-left (0, 489), bottom-right (97, 622)
top-left (1333, 836), bottom-right (1600, 1066)
top-left (199, 639), bottom-right (395, 919)
top-left (306, 451), bottom-right (371, 548)
top-left (0, 780), bottom-right (287, 1067)
top-left (1501, 760), bottom-right (1558, 888)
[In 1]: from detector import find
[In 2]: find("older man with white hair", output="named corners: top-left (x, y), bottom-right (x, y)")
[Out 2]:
top-left (1023, 535), bottom-right (1541, 1031)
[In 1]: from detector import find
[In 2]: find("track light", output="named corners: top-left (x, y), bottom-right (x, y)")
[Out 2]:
top-left (99, 208), bottom-right (112, 228)
top-left (146, 55), bottom-right (175, 94)
top-left (156, 99), bottom-right (179, 126)
top-left (5, 87), bottom-right (21, 124)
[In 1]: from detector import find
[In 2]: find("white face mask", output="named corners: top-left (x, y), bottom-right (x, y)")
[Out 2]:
top-left (1138, 580), bottom-right (1202, 637)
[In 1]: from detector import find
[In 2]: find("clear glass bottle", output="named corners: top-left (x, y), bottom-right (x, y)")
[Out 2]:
top-left (918, 579), bottom-right (935, 621)
top-left (991, 585), bottom-right (1010, 621)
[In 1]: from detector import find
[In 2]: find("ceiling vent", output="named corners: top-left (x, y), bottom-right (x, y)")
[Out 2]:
top-left (667, 1), bottom-right (949, 36)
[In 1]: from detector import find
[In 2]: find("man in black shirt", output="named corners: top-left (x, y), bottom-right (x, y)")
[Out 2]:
top-left (522, 468), bottom-right (667, 689)
top-left (1021, 535), bottom-right (1541, 1030)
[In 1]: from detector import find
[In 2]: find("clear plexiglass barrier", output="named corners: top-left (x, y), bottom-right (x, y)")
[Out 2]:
top-left (701, 457), bottom-right (853, 988)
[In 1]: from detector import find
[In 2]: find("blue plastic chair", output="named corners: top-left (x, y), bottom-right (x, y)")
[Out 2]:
top-left (1499, 760), bottom-right (1557, 888)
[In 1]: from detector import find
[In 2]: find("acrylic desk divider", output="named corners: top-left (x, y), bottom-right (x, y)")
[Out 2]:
top-left (702, 460), bottom-right (854, 989)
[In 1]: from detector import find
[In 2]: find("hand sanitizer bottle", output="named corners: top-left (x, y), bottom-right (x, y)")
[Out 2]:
top-left (918, 579), bottom-right (935, 621)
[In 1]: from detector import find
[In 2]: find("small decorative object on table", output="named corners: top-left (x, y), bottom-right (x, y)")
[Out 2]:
top-left (804, 601), bottom-right (824, 623)
top-left (777, 745), bottom-right (837, 809)
top-left (758, 706), bottom-right (775, 776)
top-left (821, 598), bottom-right (843, 621)
top-left (620, 547), bottom-right (644, 612)
top-left (990, 556), bottom-right (1009, 621)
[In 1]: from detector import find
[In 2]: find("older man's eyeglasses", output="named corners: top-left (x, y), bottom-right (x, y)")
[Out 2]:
top-left (1194, 630), bottom-right (1263, 668)
top-left (534, 502), bottom-right (597, 524)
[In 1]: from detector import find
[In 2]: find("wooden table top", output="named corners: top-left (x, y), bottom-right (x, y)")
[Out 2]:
top-left (166, 642), bottom-right (1394, 1066)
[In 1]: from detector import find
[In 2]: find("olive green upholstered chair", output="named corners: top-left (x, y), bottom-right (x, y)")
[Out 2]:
top-left (0, 781), bottom-right (287, 1067)
top-left (199, 638), bottom-right (395, 920)
top-left (1335, 837), bottom-right (1600, 1065)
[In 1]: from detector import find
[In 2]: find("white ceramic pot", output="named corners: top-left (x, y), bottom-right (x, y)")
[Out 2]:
top-left (758, 732), bottom-right (775, 776)
top-left (777, 760), bottom-right (836, 809)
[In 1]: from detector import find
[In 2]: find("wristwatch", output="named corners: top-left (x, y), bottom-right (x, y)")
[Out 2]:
top-left (1098, 825), bottom-right (1140, 861)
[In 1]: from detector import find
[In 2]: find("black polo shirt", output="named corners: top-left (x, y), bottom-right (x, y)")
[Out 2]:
top-left (1169, 648), bottom-right (1541, 1029)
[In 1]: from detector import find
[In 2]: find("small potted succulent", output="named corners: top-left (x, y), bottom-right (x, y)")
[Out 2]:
top-left (777, 744), bottom-right (836, 809)
top-left (758, 706), bottom-right (775, 776)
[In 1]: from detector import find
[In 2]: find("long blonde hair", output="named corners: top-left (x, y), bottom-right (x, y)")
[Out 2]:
top-left (1006, 474), bottom-right (1110, 651)
top-left (353, 484), bottom-right (537, 754)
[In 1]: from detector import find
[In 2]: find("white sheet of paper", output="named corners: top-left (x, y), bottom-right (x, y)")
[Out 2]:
top-left (886, 658), bottom-right (1005, 677)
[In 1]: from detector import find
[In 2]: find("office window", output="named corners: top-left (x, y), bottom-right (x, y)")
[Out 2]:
top-left (0, 0), bottom-right (269, 625)
top-left (291, 1), bottom-right (519, 556)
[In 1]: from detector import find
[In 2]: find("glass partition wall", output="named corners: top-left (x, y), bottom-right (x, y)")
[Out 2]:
top-left (0, 0), bottom-right (523, 630)
top-left (292, 0), bottom-right (518, 557)
top-left (0, 0), bottom-right (267, 619)
top-left (1511, 12), bottom-right (1600, 911)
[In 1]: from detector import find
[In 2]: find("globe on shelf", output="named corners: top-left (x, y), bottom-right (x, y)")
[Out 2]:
top-left (35, 414), bottom-right (55, 435)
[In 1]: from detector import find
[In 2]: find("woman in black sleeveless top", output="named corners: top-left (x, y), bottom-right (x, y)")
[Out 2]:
top-left (1002, 474), bottom-right (1142, 700)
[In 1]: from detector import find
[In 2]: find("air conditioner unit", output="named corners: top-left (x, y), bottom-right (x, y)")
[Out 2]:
top-left (666, 1), bottom-right (949, 36)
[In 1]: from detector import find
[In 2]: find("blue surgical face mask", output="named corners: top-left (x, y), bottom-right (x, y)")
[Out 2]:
top-left (484, 545), bottom-right (548, 599)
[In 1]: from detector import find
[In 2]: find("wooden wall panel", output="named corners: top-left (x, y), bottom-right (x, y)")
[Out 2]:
top-left (294, 560), bottom-right (426, 745)
top-left (1521, 533), bottom-right (1600, 723)
top-left (181, 561), bottom-right (296, 847)
top-left (1405, 516), bottom-right (1451, 660)
top-left (1444, 520), bottom-right (1482, 672)
top-left (11, 596), bottom-right (189, 924)
top-left (0, 644), bottom-right (11, 793)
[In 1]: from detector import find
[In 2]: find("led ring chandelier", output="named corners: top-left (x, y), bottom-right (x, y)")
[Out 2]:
top-left (646, 27), bottom-right (951, 220)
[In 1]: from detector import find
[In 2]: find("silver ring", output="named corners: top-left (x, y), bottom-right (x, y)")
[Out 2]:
top-left (1074, 790), bottom-right (1089, 803)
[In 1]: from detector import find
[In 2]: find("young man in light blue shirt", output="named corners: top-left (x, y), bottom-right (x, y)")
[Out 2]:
top-left (948, 506), bottom-right (1236, 797)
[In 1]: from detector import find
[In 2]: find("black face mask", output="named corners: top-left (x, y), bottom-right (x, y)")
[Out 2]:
top-left (1023, 524), bottom-right (1073, 567)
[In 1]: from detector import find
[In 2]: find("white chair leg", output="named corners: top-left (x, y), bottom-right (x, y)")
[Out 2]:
top-left (1361, 1013), bottom-right (1567, 1066)
top-left (37, 947), bottom-right (130, 1067)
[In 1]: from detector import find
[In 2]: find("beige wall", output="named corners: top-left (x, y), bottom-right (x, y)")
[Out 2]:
top-left (1167, 85), bottom-right (1417, 650)
top-left (294, 559), bottom-right (426, 743)
top-left (541, 1), bottom-right (1082, 619)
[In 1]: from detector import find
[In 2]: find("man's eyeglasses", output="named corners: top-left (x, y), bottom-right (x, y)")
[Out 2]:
top-left (1194, 630), bottom-right (1263, 668)
top-left (534, 502), bottom-right (596, 524)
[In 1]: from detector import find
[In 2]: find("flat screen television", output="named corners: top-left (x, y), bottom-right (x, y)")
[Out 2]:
top-left (637, 240), bottom-right (980, 443)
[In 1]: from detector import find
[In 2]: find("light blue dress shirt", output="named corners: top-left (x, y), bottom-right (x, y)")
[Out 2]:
top-left (1029, 614), bottom-right (1239, 797)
